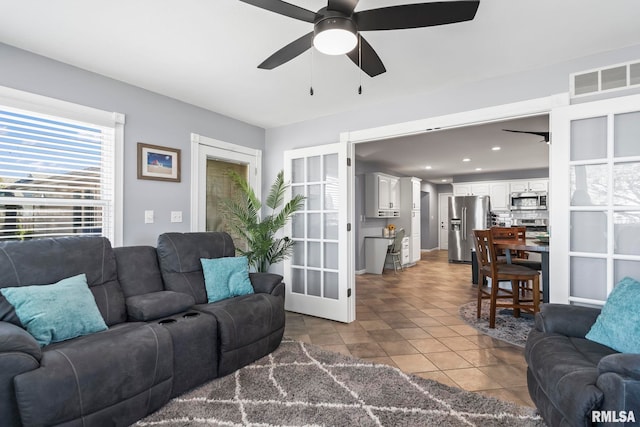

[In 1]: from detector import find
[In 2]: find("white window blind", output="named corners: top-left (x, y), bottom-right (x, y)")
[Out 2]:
top-left (0, 106), bottom-right (116, 241)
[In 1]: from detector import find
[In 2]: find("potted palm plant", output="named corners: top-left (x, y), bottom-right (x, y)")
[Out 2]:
top-left (220, 170), bottom-right (305, 273)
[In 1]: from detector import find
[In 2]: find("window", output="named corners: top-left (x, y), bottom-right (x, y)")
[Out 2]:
top-left (0, 87), bottom-right (123, 245)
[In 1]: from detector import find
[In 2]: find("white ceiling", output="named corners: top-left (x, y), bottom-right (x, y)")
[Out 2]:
top-left (355, 114), bottom-right (550, 182)
top-left (1, 0), bottom-right (640, 130)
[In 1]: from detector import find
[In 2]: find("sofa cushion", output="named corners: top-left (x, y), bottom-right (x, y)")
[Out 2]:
top-left (0, 236), bottom-right (126, 326)
top-left (13, 322), bottom-right (173, 427)
top-left (114, 245), bottom-right (165, 297)
top-left (525, 328), bottom-right (618, 425)
top-left (1, 274), bottom-right (107, 346)
top-left (126, 291), bottom-right (195, 321)
top-left (157, 232), bottom-right (236, 304)
top-left (201, 256), bottom-right (254, 302)
top-left (586, 276), bottom-right (640, 353)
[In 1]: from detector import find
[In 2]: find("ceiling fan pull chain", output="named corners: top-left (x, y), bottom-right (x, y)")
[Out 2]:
top-left (310, 47), bottom-right (314, 96)
top-left (358, 33), bottom-right (363, 95)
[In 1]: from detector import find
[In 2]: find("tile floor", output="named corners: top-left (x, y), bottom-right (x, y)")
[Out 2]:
top-left (285, 249), bottom-right (534, 408)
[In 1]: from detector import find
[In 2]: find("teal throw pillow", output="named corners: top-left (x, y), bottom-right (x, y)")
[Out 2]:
top-left (0, 274), bottom-right (108, 347)
top-left (201, 256), bottom-right (254, 303)
top-left (585, 276), bottom-right (640, 353)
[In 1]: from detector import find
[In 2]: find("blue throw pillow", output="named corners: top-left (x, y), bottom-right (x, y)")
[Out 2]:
top-left (0, 274), bottom-right (108, 347)
top-left (585, 276), bottom-right (640, 353)
top-left (201, 256), bottom-right (254, 303)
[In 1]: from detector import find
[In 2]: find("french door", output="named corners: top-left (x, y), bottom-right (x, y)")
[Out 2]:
top-left (550, 93), bottom-right (640, 305)
top-left (283, 142), bottom-right (354, 322)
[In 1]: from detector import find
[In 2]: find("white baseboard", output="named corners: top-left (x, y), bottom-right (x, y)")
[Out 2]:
top-left (355, 269), bottom-right (366, 275)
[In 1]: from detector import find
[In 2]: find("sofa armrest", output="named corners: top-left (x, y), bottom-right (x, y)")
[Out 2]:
top-left (598, 353), bottom-right (640, 380)
top-left (534, 303), bottom-right (601, 338)
top-left (250, 273), bottom-right (284, 296)
top-left (126, 291), bottom-right (195, 321)
top-left (0, 321), bottom-right (41, 360)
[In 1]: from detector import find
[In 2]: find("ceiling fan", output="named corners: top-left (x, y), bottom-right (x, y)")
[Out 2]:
top-left (239, 0), bottom-right (480, 77)
top-left (502, 129), bottom-right (550, 143)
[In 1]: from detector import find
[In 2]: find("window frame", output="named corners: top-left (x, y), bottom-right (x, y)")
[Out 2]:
top-left (0, 86), bottom-right (124, 246)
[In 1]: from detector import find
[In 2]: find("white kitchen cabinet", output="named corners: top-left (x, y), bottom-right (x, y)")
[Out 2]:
top-left (453, 182), bottom-right (489, 196)
top-left (489, 182), bottom-right (509, 210)
top-left (365, 173), bottom-right (400, 217)
top-left (398, 177), bottom-right (421, 264)
top-left (510, 179), bottom-right (549, 193)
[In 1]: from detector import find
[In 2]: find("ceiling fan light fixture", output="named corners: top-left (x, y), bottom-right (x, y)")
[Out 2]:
top-left (313, 17), bottom-right (357, 56)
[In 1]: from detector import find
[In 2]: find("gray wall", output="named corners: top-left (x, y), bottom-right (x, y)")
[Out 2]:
top-left (0, 43), bottom-right (264, 246)
top-left (264, 43), bottom-right (640, 273)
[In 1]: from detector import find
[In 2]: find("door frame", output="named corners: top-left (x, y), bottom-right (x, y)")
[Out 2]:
top-left (438, 192), bottom-right (452, 250)
top-left (190, 133), bottom-right (262, 231)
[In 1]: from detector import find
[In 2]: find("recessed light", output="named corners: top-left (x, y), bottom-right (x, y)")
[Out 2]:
top-left (462, 158), bottom-right (471, 162)
top-left (441, 179), bottom-right (448, 182)
top-left (425, 165), bottom-right (432, 170)
top-left (492, 146), bottom-right (501, 151)
top-left (475, 168), bottom-right (482, 171)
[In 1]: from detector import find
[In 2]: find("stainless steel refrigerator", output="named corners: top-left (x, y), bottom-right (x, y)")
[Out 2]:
top-left (448, 195), bottom-right (491, 262)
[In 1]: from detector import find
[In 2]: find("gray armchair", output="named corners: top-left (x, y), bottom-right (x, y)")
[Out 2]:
top-left (525, 304), bottom-right (640, 426)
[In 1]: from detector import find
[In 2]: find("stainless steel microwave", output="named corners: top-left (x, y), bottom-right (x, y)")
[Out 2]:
top-left (510, 191), bottom-right (547, 210)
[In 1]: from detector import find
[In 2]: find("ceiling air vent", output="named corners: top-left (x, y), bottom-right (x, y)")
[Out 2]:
top-left (571, 59), bottom-right (640, 98)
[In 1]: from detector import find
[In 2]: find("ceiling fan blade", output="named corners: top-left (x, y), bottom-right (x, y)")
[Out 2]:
top-left (258, 32), bottom-right (313, 70)
top-left (239, 0), bottom-right (316, 23)
top-left (355, 1), bottom-right (479, 31)
top-left (327, 0), bottom-right (359, 15)
top-left (346, 36), bottom-right (386, 77)
top-left (503, 129), bottom-right (550, 142)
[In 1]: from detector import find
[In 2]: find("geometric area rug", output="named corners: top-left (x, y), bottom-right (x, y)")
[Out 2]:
top-left (135, 339), bottom-right (545, 426)
top-left (459, 300), bottom-right (535, 348)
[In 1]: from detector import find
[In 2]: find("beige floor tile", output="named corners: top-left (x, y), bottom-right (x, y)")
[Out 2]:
top-left (411, 317), bottom-right (444, 327)
top-left (338, 331), bottom-right (375, 344)
top-left (319, 344), bottom-right (352, 357)
top-left (444, 367), bottom-right (504, 391)
top-left (422, 325), bottom-right (461, 338)
top-left (358, 320), bottom-right (392, 331)
top-left (309, 333), bottom-right (344, 346)
top-left (433, 315), bottom-right (466, 326)
top-left (362, 356), bottom-right (398, 368)
top-left (455, 349), bottom-right (503, 367)
top-left (426, 351), bottom-right (473, 370)
top-left (478, 364), bottom-right (528, 388)
top-left (408, 338), bottom-right (451, 353)
top-left (446, 324), bottom-right (482, 336)
top-left (378, 340), bottom-right (420, 356)
top-left (438, 336), bottom-right (480, 351)
top-left (390, 354), bottom-right (439, 373)
top-left (396, 327), bottom-right (432, 340)
top-left (368, 329), bottom-right (406, 342)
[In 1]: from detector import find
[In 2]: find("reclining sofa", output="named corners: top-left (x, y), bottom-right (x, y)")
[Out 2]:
top-left (0, 232), bottom-right (285, 427)
top-left (525, 304), bottom-right (640, 426)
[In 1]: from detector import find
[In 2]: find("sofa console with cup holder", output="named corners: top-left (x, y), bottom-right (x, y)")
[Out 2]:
top-left (0, 232), bottom-right (285, 427)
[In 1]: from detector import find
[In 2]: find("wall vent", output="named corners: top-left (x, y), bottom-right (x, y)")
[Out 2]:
top-left (571, 59), bottom-right (640, 98)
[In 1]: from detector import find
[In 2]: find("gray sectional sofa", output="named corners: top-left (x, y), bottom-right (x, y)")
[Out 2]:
top-left (525, 304), bottom-right (640, 427)
top-left (0, 232), bottom-right (285, 427)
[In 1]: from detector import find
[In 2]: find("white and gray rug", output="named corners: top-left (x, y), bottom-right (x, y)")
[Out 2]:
top-left (136, 339), bottom-right (544, 427)
top-left (458, 300), bottom-right (535, 348)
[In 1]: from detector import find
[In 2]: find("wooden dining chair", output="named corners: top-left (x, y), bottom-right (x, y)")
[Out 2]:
top-left (473, 229), bottom-right (542, 328)
top-left (490, 226), bottom-right (543, 275)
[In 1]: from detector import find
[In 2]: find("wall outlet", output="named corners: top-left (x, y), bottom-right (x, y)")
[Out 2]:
top-left (144, 210), bottom-right (154, 224)
top-left (170, 211), bottom-right (182, 223)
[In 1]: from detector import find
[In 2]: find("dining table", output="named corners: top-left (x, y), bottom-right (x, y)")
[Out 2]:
top-left (492, 238), bottom-right (550, 303)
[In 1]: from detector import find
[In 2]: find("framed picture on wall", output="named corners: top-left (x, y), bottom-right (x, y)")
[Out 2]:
top-left (137, 142), bottom-right (181, 182)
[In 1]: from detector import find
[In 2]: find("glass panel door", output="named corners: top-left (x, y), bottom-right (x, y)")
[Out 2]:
top-left (284, 143), bottom-right (353, 322)
top-left (550, 93), bottom-right (640, 305)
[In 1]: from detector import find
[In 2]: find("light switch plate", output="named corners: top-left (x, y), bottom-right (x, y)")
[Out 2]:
top-left (144, 210), bottom-right (154, 224)
top-left (170, 211), bottom-right (182, 223)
